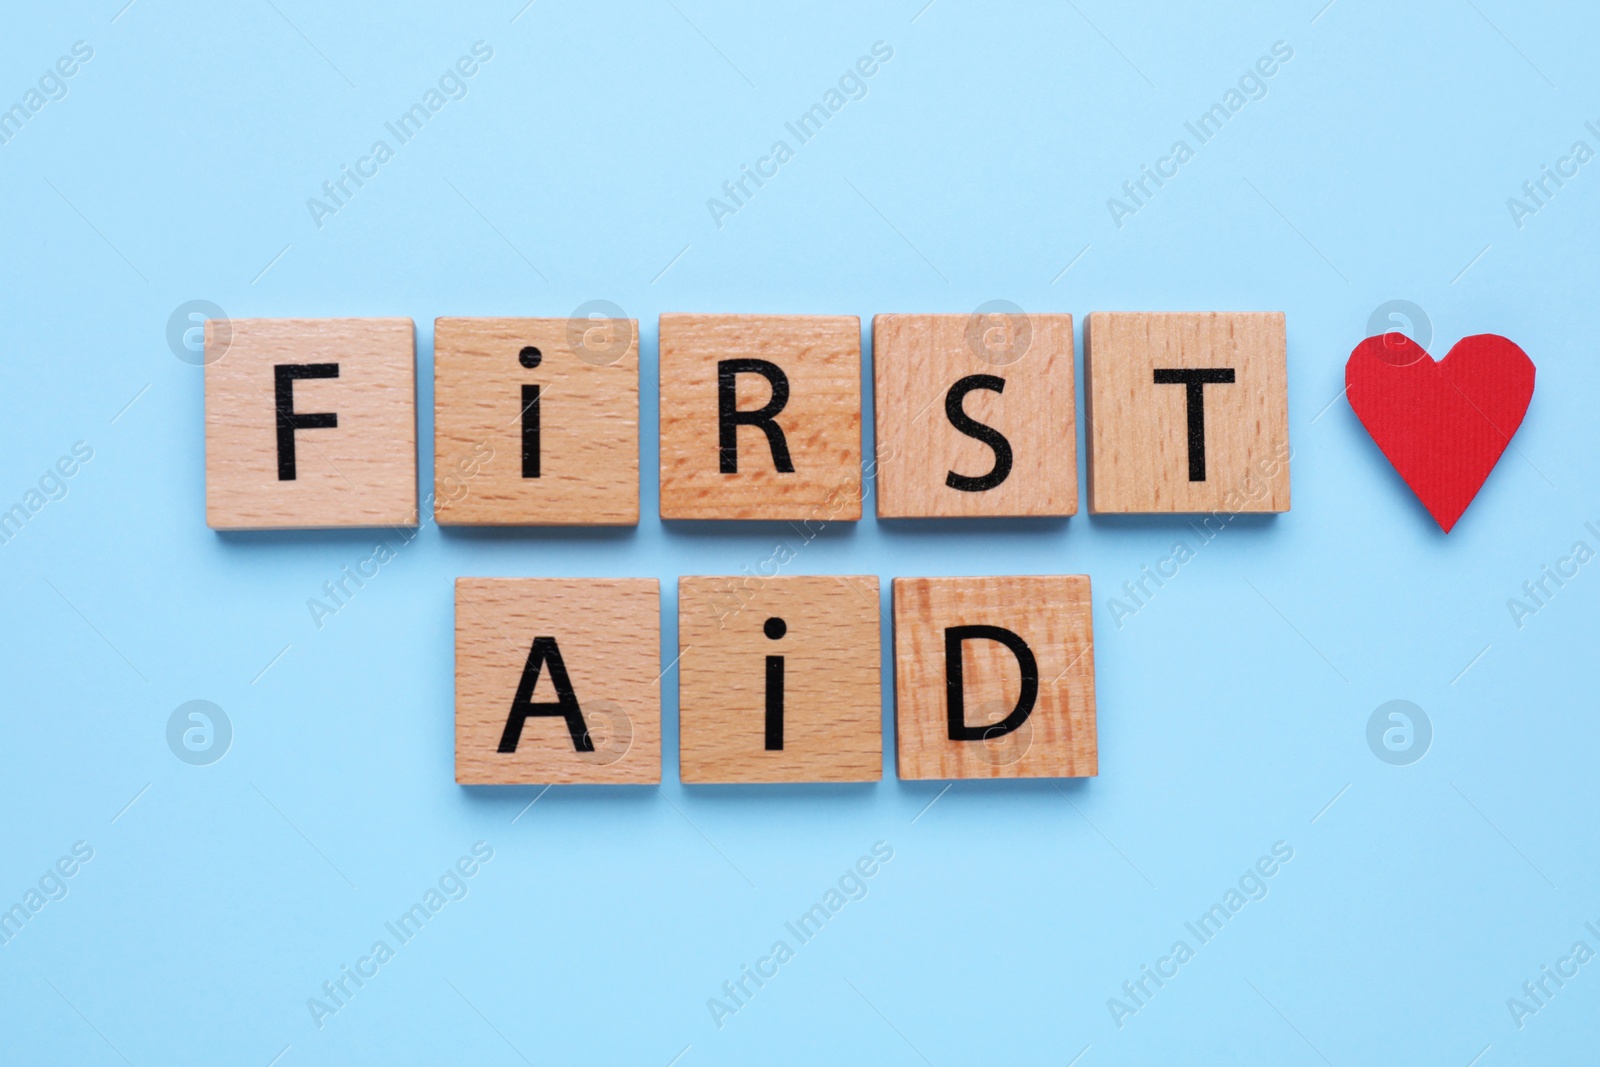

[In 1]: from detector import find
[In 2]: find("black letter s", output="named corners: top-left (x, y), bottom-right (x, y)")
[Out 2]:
top-left (943, 374), bottom-right (1013, 492)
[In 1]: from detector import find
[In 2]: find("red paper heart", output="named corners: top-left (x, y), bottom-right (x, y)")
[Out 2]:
top-left (1345, 333), bottom-right (1535, 532)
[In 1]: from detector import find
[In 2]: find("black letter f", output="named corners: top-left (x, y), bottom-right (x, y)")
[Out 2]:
top-left (274, 363), bottom-right (339, 481)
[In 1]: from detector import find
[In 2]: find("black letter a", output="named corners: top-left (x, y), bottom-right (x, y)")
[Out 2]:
top-left (944, 624), bottom-right (1038, 741)
top-left (499, 636), bottom-right (593, 752)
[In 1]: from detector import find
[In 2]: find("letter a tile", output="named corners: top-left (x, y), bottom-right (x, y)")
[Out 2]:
top-left (658, 314), bottom-right (862, 520)
top-left (1084, 312), bottom-right (1290, 513)
top-left (455, 578), bottom-right (660, 785)
top-left (893, 575), bottom-right (1096, 780)
top-left (205, 318), bottom-right (418, 529)
top-left (678, 575), bottom-right (882, 783)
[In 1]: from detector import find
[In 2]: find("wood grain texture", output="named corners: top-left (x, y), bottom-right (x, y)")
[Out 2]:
top-left (433, 317), bottom-right (639, 526)
top-left (659, 314), bottom-right (863, 520)
top-left (677, 575), bottom-right (881, 783)
top-left (873, 313), bottom-right (1078, 518)
top-left (455, 577), bottom-right (660, 785)
top-left (205, 318), bottom-right (417, 529)
top-left (893, 575), bottom-right (1097, 780)
top-left (1084, 312), bottom-right (1290, 514)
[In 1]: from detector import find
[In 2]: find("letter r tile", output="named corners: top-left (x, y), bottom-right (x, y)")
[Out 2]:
top-left (205, 318), bottom-right (417, 529)
top-left (892, 575), bottom-right (1097, 780)
top-left (873, 313), bottom-right (1078, 517)
top-left (1084, 312), bottom-right (1290, 513)
top-left (455, 578), bottom-right (661, 785)
top-left (658, 314), bottom-right (862, 520)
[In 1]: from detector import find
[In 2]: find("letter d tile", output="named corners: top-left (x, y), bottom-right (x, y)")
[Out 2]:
top-left (892, 575), bottom-right (1097, 779)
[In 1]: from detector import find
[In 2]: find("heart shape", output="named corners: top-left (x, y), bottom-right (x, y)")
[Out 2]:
top-left (1345, 333), bottom-right (1535, 532)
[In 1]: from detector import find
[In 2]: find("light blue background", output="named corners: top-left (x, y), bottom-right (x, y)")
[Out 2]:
top-left (2, 0), bottom-right (1597, 1063)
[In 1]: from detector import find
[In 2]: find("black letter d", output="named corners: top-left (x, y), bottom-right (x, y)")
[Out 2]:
top-left (944, 624), bottom-right (1038, 741)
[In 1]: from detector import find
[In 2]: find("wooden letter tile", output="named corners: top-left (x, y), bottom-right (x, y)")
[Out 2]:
top-left (893, 575), bottom-right (1096, 780)
top-left (873, 313), bottom-right (1078, 517)
top-left (659, 314), bottom-right (863, 520)
top-left (678, 575), bottom-right (881, 783)
top-left (1084, 312), bottom-right (1290, 513)
top-left (434, 317), bottom-right (639, 526)
top-left (455, 578), bottom-right (660, 785)
top-left (205, 318), bottom-right (417, 529)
